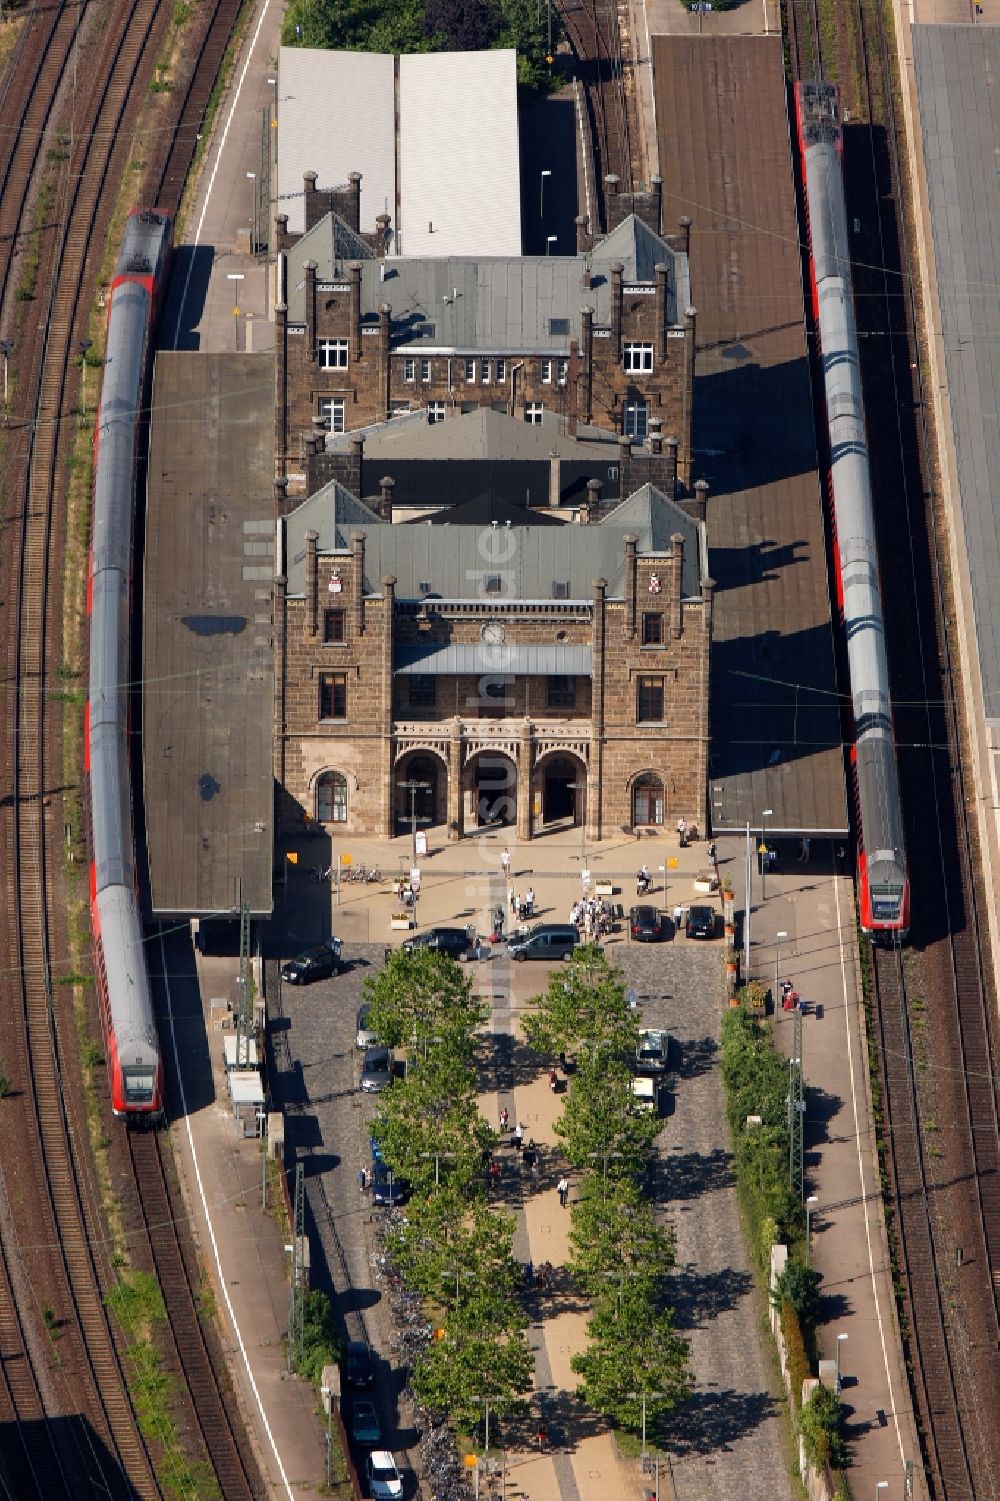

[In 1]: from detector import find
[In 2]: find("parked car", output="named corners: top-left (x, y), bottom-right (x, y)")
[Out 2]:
top-left (631, 1074), bottom-right (662, 1115)
top-left (360, 1047), bottom-right (394, 1093)
top-left (636, 1028), bottom-right (670, 1074)
top-left (280, 939), bottom-right (343, 985)
top-left (371, 1164), bottom-right (411, 1206)
top-left (356, 1002), bottom-right (378, 1050)
top-left (629, 904), bottom-right (664, 942)
top-left (350, 1400), bottom-right (382, 1446)
top-left (401, 926), bottom-right (471, 960)
top-left (508, 924), bottom-right (579, 962)
top-left (344, 1340), bottom-right (374, 1388)
top-left (686, 904), bottom-right (716, 940)
top-left (367, 1452), bottom-right (403, 1501)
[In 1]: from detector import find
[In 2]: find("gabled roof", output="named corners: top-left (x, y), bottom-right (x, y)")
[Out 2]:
top-left (284, 479), bottom-right (707, 601)
top-left (413, 493), bottom-right (563, 527)
top-left (290, 213), bottom-right (376, 282)
top-left (284, 214), bottom-right (690, 350)
top-left (327, 406), bottom-right (619, 463)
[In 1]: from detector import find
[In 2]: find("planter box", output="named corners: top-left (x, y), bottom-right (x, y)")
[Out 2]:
top-left (595, 881), bottom-right (615, 898)
top-left (390, 915), bottom-right (414, 931)
top-left (694, 874), bottom-right (718, 894)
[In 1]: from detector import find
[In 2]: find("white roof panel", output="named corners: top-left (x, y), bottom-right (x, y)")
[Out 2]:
top-left (277, 48), bottom-right (395, 235)
top-left (398, 50), bottom-right (521, 258)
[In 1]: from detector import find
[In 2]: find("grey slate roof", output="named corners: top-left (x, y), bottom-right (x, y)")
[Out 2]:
top-left (325, 406), bottom-right (620, 463)
top-left (914, 24), bottom-right (1000, 724)
top-left (285, 214), bottom-right (690, 350)
top-left (283, 480), bottom-right (707, 601)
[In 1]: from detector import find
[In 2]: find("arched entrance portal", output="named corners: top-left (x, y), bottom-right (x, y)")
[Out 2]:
top-left (463, 751), bottom-right (517, 832)
top-left (395, 752), bottom-right (445, 832)
top-left (539, 754), bottom-right (585, 829)
top-left (631, 771), bottom-right (665, 827)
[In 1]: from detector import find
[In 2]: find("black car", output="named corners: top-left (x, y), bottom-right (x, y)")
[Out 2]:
top-left (280, 940), bottom-right (343, 985)
top-left (629, 905), bottom-right (664, 942)
top-left (371, 1164), bottom-right (411, 1206)
top-left (344, 1340), bottom-right (374, 1387)
top-left (401, 927), bottom-right (471, 960)
top-left (360, 1047), bottom-right (394, 1093)
top-left (685, 905), bottom-right (716, 940)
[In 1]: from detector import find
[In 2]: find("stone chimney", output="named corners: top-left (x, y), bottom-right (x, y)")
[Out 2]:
top-left (378, 475), bottom-right (395, 520)
top-left (651, 176), bottom-right (663, 234)
top-left (618, 436), bottom-right (632, 499)
top-left (604, 175), bottom-right (620, 229)
top-left (580, 306), bottom-right (594, 423)
top-left (689, 479), bottom-right (709, 523)
top-left (671, 532), bottom-right (685, 639)
top-left (576, 215), bottom-right (591, 254)
top-left (567, 338), bottom-right (579, 437)
top-left (351, 530), bottom-right (366, 636)
top-left (586, 477), bottom-right (602, 522)
top-left (347, 171), bottom-right (362, 233)
top-left (303, 171), bottom-right (318, 230)
top-left (648, 419), bottom-right (663, 457)
top-left (375, 214), bottom-right (391, 258)
top-left (351, 432), bottom-right (365, 496)
top-left (654, 262), bottom-right (669, 365)
top-left (664, 435), bottom-right (679, 497)
top-left (679, 215), bottom-right (692, 258)
top-left (273, 476), bottom-right (288, 512)
top-left (275, 212), bottom-right (290, 253)
top-left (682, 309), bottom-right (697, 486)
top-left (275, 302), bottom-right (287, 479)
top-left (304, 261), bottom-right (317, 358)
top-left (350, 262), bottom-right (362, 360)
top-left (623, 534), bottom-right (638, 639)
top-left (548, 449), bottom-right (561, 508)
top-left (378, 304), bottom-right (392, 420)
top-left (610, 263), bottom-right (624, 356)
top-left (305, 530), bottom-right (319, 636)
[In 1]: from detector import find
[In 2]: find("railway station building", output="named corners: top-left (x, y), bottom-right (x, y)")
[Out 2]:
top-left (273, 480), bottom-right (713, 842)
top-left (273, 210), bottom-right (697, 496)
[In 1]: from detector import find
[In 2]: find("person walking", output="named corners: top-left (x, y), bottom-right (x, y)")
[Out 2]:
top-left (500, 846), bottom-right (511, 879)
top-left (358, 1167), bottom-right (368, 1193)
top-left (557, 1175), bottom-right (569, 1208)
top-left (549, 1068), bottom-right (559, 1093)
top-left (514, 1122), bottom-right (524, 1152)
top-left (499, 1105), bottom-right (509, 1133)
top-left (677, 816), bottom-right (687, 847)
top-left (798, 836), bottom-right (811, 862)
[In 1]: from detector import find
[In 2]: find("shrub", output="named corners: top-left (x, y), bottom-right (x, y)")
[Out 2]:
top-left (297, 1290), bottom-right (342, 1388)
top-left (779, 1300), bottom-right (810, 1413)
top-left (799, 1381), bottom-right (846, 1469)
top-left (773, 1259), bottom-right (821, 1333)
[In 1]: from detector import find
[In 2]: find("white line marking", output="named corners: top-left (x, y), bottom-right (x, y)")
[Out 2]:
top-left (171, 0), bottom-right (275, 348)
top-left (833, 876), bottom-right (907, 1469)
top-left (159, 928), bottom-right (296, 1500)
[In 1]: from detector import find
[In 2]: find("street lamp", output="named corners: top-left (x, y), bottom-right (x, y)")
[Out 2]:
top-left (227, 272), bottom-right (245, 349)
top-left (775, 929), bottom-right (788, 1009)
top-left (836, 1332), bottom-right (848, 1392)
top-left (78, 338), bottom-right (92, 415)
top-left (540, 168), bottom-right (551, 223)
top-left (760, 807), bottom-right (773, 899)
top-left (624, 1390), bottom-right (668, 1462)
top-left (546, 235), bottom-right (557, 255)
top-left (806, 1194), bottom-right (818, 1260)
top-left (247, 170), bottom-right (257, 255)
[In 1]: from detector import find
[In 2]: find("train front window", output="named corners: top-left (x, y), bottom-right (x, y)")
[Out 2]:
top-left (870, 885), bottom-right (901, 920)
top-left (124, 1067), bottom-right (154, 1104)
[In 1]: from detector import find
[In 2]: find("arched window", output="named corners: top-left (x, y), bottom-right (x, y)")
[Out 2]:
top-left (632, 772), bottom-right (664, 827)
top-left (317, 770), bottom-right (348, 824)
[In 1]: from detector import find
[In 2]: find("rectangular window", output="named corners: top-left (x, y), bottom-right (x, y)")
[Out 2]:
top-left (623, 343), bottom-right (654, 373)
top-left (481, 361), bottom-right (491, 385)
top-left (420, 358), bottom-right (432, 383)
top-left (641, 611), bottom-right (663, 645)
top-left (549, 317), bottom-right (570, 336)
top-left (525, 402), bottom-right (544, 425)
top-left (414, 322), bottom-right (436, 339)
top-left (484, 575), bottom-right (502, 594)
top-left (318, 338), bottom-right (348, 369)
top-left (551, 580), bottom-right (569, 599)
top-left (403, 357), bottom-right (416, 383)
top-left (464, 358), bottom-right (476, 382)
top-left (540, 359), bottom-right (553, 384)
top-left (495, 358), bottom-right (506, 382)
top-left (637, 676), bottom-right (665, 723)
top-left (547, 675), bottom-right (575, 708)
top-left (323, 608), bottom-right (346, 644)
top-left (408, 675), bottom-right (437, 708)
top-left (319, 671), bottom-right (347, 720)
top-left (428, 401), bottom-right (446, 424)
top-left (557, 359), bottom-right (569, 384)
top-left (624, 401), bottom-right (649, 439)
top-left (317, 397), bottom-right (345, 433)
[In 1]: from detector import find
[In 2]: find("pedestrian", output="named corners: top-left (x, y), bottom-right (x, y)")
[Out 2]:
top-left (798, 836), bottom-right (811, 862)
top-left (708, 840), bottom-right (717, 865)
top-left (514, 1122), bottom-right (524, 1152)
top-left (525, 886), bottom-right (535, 915)
top-left (499, 1105), bottom-right (509, 1133)
top-left (500, 846), bottom-right (511, 878)
top-left (358, 1167), bottom-right (368, 1193)
top-left (524, 1260), bottom-right (534, 1289)
top-left (677, 817), bottom-right (687, 848)
top-left (523, 1143), bottom-right (536, 1173)
top-left (557, 1175), bottom-right (569, 1208)
top-left (549, 1068), bottom-right (558, 1092)
top-left (384, 945), bottom-right (392, 966)
top-left (535, 1424), bottom-right (548, 1451)
top-left (509, 886), bottom-right (518, 914)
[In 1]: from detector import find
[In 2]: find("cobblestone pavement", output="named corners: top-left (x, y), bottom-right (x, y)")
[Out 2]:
top-left (269, 930), bottom-right (792, 1501)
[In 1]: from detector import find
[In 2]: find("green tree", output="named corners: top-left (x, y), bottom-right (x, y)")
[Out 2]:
top-left (298, 1290), bottom-right (343, 1386)
top-left (772, 1260), bottom-right (822, 1333)
top-left (388, 1192), bottom-right (520, 1318)
top-left (567, 1177), bottom-right (675, 1300)
top-left (373, 1047), bottom-right (494, 1190)
top-left (411, 1317), bottom-right (534, 1430)
top-left (496, 0), bottom-right (558, 88)
top-left (571, 1285), bottom-right (691, 1429)
top-left (522, 945), bottom-right (638, 1060)
top-left (798, 1382), bottom-right (846, 1469)
top-left (554, 1048), bottom-right (659, 1176)
top-left (424, 0), bottom-right (501, 48)
top-left (363, 948), bottom-right (488, 1059)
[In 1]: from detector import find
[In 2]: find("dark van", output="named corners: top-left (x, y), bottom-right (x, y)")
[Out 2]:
top-left (507, 924), bottom-right (579, 962)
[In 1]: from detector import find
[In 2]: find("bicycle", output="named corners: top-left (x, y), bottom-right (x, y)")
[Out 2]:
top-left (308, 864), bottom-right (334, 884)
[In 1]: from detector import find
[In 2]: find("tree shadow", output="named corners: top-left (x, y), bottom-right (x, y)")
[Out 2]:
top-left (672, 1034), bottom-right (719, 1080)
top-left (669, 1263), bottom-right (754, 1332)
top-left (659, 1387), bottom-right (782, 1457)
top-left (650, 1146), bottom-right (734, 1203)
top-left (509, 1388), bottom-right (606, 1450)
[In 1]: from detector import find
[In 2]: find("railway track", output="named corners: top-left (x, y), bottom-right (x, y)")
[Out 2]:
top-left (785, 0), bottom-right (1000, 1494)
top-left (556, 0), bottom-right (634, 230)
top-left (129, 1131), bottom-right (263, 1499)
